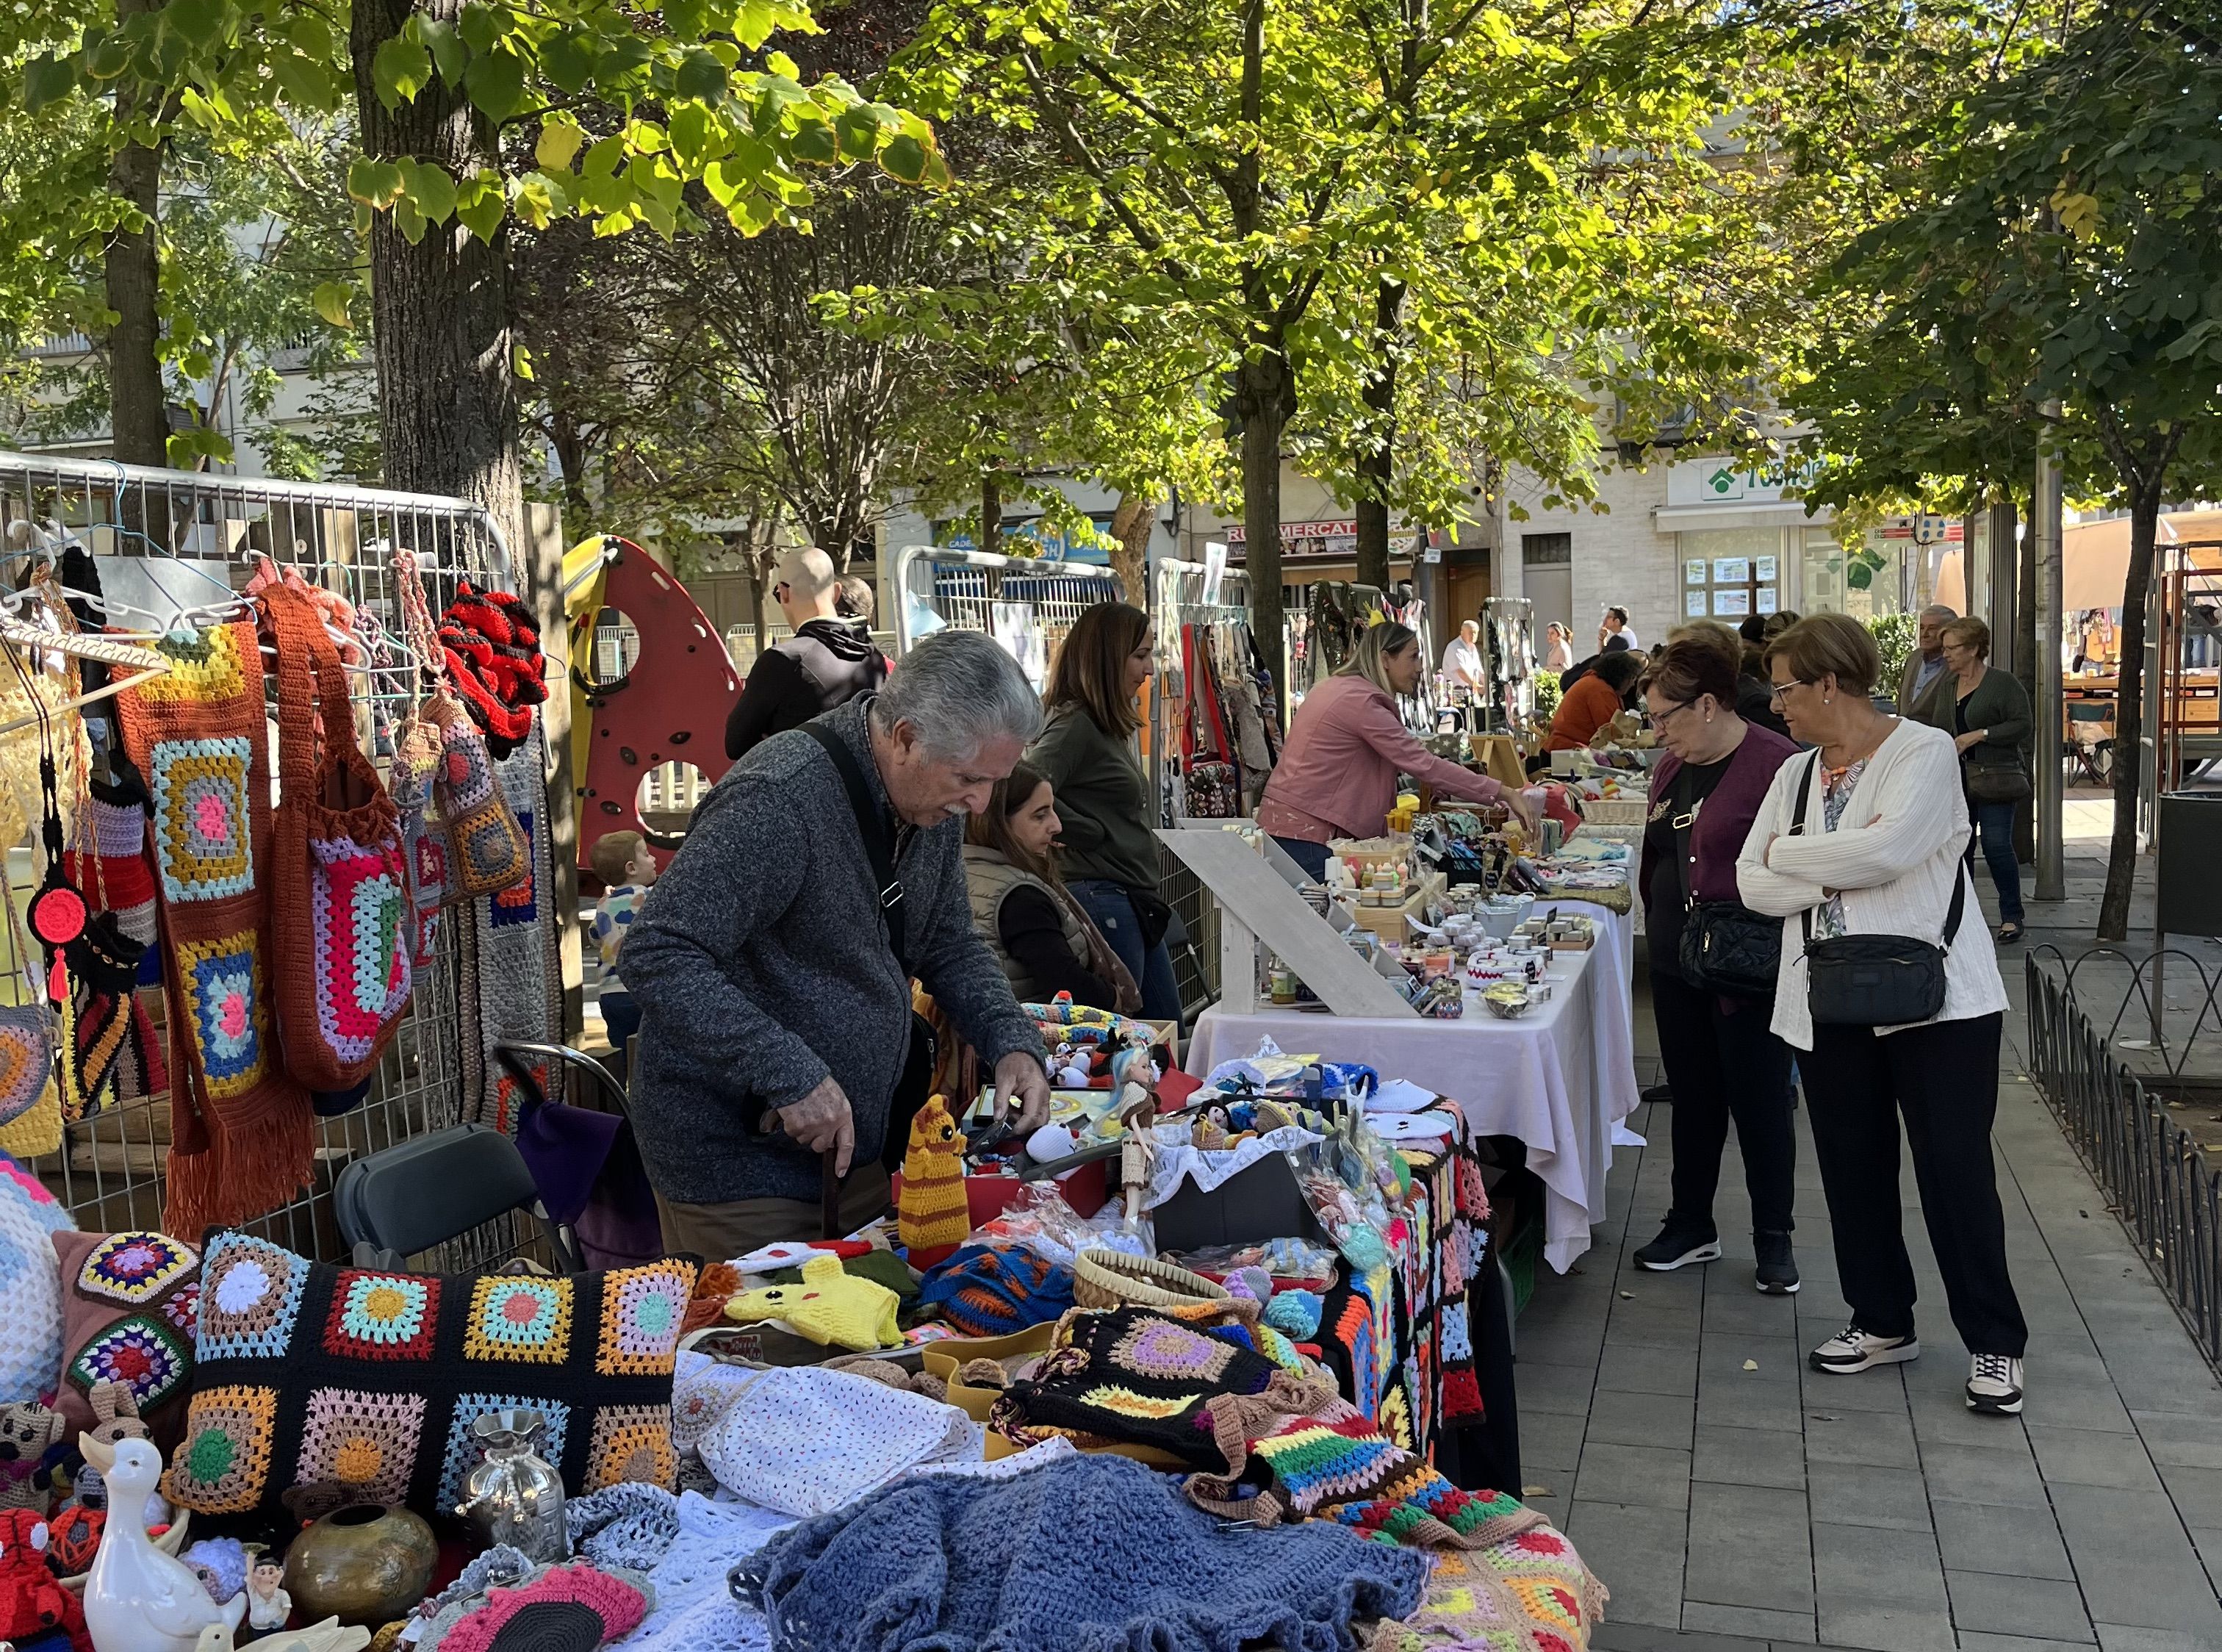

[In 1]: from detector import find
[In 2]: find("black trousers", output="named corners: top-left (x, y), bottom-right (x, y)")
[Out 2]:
top-left (1802, 1012), bottom-right (2028, 1356)
top-left (1651, 969), bottom-right (1797, 1234)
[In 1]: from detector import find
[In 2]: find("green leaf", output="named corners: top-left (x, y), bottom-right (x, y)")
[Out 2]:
top-left (272, 49), bottom-right (341, 112)
top-left (734, 0), bottom-right (779, 49)
top-left (403, 158), bottom-right (459, 224)
top-left (581, 134), bottom-right (625, 179)
top-left (539, 31), bottom-right (596, 94)
top-left (85, 37), bottom-right (134, 79)
top-left (669, 104), bottom-right (714, 165)
top-left (464, 47), bottom-right (525, 121)
top-left (595, 37), bottom-right (654, 82)
top-left (458, 1), bottom-right (503, 54)
top-left (162, 0), bottom-right (227, 50)
top-left (675, 49), bottom-right (727, 101)
top-left (514, 344), bottom-right (535, 381)
top-left (877, 133), bottom-right (929, 184)
top-left (346, 156), bottom-right (406, 208)
top-left (456, 174), bottom-right (507, 243)
top-left (312, 282), bottom-right (354, 329)
top-left (417, 16), bottom-right (467, 85)
top-left (536, 118), bottom-right (586, 172)
top-left (788, 115), bottom-right (838, 165)
top-left (373, 35), bottom-right (432, 109)
top-left (23, 55), bottom-right (78, 112)
top-left (392, 193), bottom-right (428, 244)
top-left (665, 0), bottom-right (709, 41)
top-left (835, 105), bottom-right (884, 160)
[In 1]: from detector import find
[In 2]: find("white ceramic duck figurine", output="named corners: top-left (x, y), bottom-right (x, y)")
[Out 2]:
top-left (82, 1434), bottom-right (248, 1652)
top-left (193, 1618), bottom-right (370, 1652)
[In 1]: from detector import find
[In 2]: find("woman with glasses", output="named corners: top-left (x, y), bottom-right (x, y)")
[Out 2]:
top-left (1633, 625), bottom-right (1802, 1291)
top-left (1940, 617), bottom-right (2032, 944)
top-left (1736, 613), bottom-right (2027, 1417)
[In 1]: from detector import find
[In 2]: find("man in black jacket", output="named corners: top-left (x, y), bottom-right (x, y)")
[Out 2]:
top-left (725, 546), bottom-right (891, 758)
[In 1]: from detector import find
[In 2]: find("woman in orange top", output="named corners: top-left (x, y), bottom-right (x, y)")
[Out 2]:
top-left (1545, 650), bottom-right (1644, 750)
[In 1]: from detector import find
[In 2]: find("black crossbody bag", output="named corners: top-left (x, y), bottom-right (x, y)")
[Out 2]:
top-left (1789, 752), bottom-right (1966, 1027)
top-left (1672, 790), bottom-right (1780, 1000)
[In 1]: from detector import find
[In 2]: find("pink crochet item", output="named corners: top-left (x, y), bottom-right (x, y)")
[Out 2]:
top-left (433, 1562), bottom-right (647, 1652)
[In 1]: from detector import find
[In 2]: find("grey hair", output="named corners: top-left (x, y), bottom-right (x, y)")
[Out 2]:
top-left (1920, 603), bottom-right (1957, 622)
top-left (871, 628), bottom-right (1043, 758)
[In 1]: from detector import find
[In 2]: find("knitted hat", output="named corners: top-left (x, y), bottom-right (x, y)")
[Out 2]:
top-left (727, 1254), bottom-right (899, 1351)
top-left (916, 1246), bottom-right (1072, 1338)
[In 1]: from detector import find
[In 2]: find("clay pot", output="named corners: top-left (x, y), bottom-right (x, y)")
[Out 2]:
top-left (282, 1502), bottom-right (437, 1626)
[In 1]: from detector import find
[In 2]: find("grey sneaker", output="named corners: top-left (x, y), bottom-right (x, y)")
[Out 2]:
top-left (1753, 1230), bottom-right (1799, 1296)
top-left (1810, 1323), bottom-right (1919, 1373)
top-left (1966, 1354), bottom-right (2025, 1415)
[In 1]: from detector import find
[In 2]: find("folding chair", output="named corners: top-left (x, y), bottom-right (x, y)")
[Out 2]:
top-left (333, 1124), bottom-right (586, 1274)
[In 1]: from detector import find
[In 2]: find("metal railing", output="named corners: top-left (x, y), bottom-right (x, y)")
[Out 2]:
top-left (2024, 947), bottom-right (2222, 1368)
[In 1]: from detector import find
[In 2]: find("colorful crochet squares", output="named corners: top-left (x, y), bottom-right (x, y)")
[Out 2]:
top-left (452, 796), bottom-right (529, 895)
top-left (1110, 1314), bottom-right (1243, 1385)
top-left (139, 625), bottom-right (250, 705)
top-left (323, 1271), bottom-right (439, 1360)
top-left (596, 1265), bottom-right (689, 1376)
top-left (176, 930), bottom-right (270, 1099)
top-left (438, 1394), bottom-right (574, 1509)
top-left (586, 1404), bottom-right (675, 1492)
top-left (198, 1234), bottom-right (308, 1359)
top-left (167, 1384), bottom-right (278, 1514)
top-left (173, 1232), bottom-right (693, 1521)
top-left (486, 811), bottom-right (539, 929)
top-left (308, 837), bottom-right (412, 1061)
top-left (68, 1312), bottom-right (191, 1413)
top-left (149, 737), bottom-right (254, 902)
top-left (465, 1277), bottom-right (572, 1362)
top-left (76, 1232), bottom-right (195, 1304)
top-left (295, 1388), bottom-right (427, 1504)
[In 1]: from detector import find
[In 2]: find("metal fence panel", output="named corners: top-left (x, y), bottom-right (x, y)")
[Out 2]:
top-left (0, 452), bottom-right (536, 1270)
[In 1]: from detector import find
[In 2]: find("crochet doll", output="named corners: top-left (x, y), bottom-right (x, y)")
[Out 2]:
top-left (0, 1509), bottom-right (90, 1651)
top-left (0, 1404), bottom-right (64, 1513)
top-left (896, 1096), bottom-right (968, 1268)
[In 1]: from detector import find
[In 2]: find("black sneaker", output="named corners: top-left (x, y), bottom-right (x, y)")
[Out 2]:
top-left (1640, 1082), bottom-right (1674, 1107)
top-left (1810, 1322), bottom-right (1919, 1373)
top-left (1633, 1217), bottom-right (1720, 1271)
top-left (1753, 1229), bottom-right (1799, 1295)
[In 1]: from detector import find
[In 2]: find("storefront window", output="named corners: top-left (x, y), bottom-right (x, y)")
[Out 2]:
top-left (1799, 527), bottom-right (1907, 620)
top-left (1677, 529), bottom-right (1781, 626)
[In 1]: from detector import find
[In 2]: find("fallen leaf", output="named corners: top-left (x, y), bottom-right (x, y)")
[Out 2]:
top-left (1522, 1483), bottom-right (1552, 1498)
top-left (1742, 1359), bottom-right (1758, 1371)
top-left (1619, 1291), bottom-right (1633, 1300)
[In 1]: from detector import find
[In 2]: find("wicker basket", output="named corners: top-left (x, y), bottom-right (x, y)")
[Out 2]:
top-left (1579, 797), bottom-right (1647, 828)
top-left (1071, 1250), bottom-right (1232, 1312)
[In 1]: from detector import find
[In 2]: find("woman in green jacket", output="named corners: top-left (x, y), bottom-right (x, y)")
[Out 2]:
top-left (1941, 616), bottom-right (2033, 944)
top-left (1027, 601), bottom-right (1184, 1029)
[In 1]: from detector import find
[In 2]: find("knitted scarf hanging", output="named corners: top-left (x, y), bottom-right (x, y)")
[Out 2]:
top-left (114, 620), bottom-right (312, 1232)
top-left (457, 714), bottom-right (564, 1128)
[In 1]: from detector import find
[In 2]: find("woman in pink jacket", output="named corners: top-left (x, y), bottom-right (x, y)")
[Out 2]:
top-left (1257, 622), bottom-right (1536, 881)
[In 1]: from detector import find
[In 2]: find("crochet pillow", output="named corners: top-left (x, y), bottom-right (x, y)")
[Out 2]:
top-left (0, 1154), bottom-right (73, 1404)
top-left (165, 1232), bottom-right (696, 1520)
top-left (48, 1231), bottom-right (201, 1445)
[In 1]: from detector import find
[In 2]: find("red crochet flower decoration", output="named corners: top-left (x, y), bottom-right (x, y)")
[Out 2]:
top-left (438, 583), bottom-right (549, 759)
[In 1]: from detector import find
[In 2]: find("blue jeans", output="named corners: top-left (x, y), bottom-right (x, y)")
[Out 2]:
top-left (600, 990), bottom-right (641, 1085)
top-left (1068, 879), bottom-right (1184, 1032)
top-left (1272, 835), bottom-right (1333, 883)
top-left (1967, 801), bottom-right (2024, 925)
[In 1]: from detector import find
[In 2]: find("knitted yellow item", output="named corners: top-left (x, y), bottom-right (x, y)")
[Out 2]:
top-left (726, 1253), bottom-right (900, 1351)
top-left (898, 1094), bottom-right (970, 1260)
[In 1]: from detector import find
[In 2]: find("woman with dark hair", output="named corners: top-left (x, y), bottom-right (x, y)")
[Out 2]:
top-left (964, 760), bottom-right (1140, 1013)
top-left (1258, 622), bottom-right (1532, 882)
top-left (1633, 624), bottom-right (1802, 1291)
top-left (1544, 648), bottom-right (1643, 750)
top-left (1738, 612), bottom-right (2027, 1415)
top-left (1028, 602), bottom-right (1184, 1027)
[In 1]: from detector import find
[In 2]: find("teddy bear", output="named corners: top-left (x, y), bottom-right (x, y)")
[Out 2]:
top-left (0, 1508), bottom-right (90, 1651)
top-left (0, 1404), bottom-right (65, 1514)
top-left (69, 1386), bottom-right (162, 1530)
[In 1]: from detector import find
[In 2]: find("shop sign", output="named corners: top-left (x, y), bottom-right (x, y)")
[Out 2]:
top-left (1666, 453), bottom-right (1827, 508)
top-left (1222, 517), bottom-right (1414, 561)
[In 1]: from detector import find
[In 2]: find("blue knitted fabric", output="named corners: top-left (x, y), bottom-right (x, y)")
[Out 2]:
top-left (734, 1452), bottom-right (1428, 1652)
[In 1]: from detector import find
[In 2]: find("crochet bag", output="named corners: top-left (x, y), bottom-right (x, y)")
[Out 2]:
top-left (166, 1230), bottom-right (696, 1521)
top-left (265, 582), bottom-right (414, 1092)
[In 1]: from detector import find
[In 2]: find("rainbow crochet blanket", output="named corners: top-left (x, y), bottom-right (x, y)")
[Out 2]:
top-left (1372, 1532), bottom-right (1608, 1652)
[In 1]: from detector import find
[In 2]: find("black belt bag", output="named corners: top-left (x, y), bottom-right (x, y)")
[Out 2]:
top-left (1672, 793), bottom-right (1780, 999)
top-left (1789, 752), bottom-right (1966, 1027)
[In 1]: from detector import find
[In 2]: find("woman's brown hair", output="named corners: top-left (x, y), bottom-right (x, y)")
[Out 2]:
top-left (1642, 623), bottom-right (1741, 709)
top-left (966, 760), bottom-right (1060, 884)
top-left (1763, 611), bottom-right (1882, 697)
top-left (1045, 602), bottom-right (1148, 735)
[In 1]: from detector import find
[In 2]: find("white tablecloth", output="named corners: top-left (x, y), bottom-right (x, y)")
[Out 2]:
top-left (1187, 930), bottom-right (1640, 1272)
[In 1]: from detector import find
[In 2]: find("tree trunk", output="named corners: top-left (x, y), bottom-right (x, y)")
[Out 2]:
top-left (103, 3), bottom-right (168, 475)
top-left (1109, 493), bottom-right (1155, 604)
top-left (550, 405), bottom-right (592, 542)
top-left (350, 0), bottom-right (524, 557)
top-left (2097, 478), bottom-right (2165, 941)
top-left (1237, 344), bottom-right (1292, 707)
top-left (1352, 276), bottom-right (1405, 592)
top-left (980, 469), bottom-right (1001, 559)
top-left (740, 519), bottom-right (770, 658)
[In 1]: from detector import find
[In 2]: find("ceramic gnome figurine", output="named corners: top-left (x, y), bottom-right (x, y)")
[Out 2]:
top-left (896, 1094), bottom-right (968, 1268)
top-left (245, 1552), bottom-right (292, 1633)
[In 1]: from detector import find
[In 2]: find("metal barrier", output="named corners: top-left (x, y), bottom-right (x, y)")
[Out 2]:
top-left (2024, 947), bottom-right (2222, 1368)
top-left (886, 543), bottom-right (1125, 665)
top-left (0, 452), bottom-right (544, 1271)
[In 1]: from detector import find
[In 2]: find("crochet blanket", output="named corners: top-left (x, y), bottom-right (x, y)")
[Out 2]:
top-left (736, 1451), bottom-right (1428, 1652)
top-left (1372, 1534), bottom-right (1608, 1652)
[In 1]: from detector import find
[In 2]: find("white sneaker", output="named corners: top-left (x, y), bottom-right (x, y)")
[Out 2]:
top-left (1809, 1323), bottom-right (1920, 1374)
top-left (1966, 1353), bottom-right (2025, 1415)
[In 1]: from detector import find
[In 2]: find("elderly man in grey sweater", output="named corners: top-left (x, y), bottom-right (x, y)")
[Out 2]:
top-left (623, 628), bottom-right (1052, 1258)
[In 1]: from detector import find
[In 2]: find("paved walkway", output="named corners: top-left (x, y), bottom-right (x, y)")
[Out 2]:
top-left (1528, 811), bottom-right (2222, 1652)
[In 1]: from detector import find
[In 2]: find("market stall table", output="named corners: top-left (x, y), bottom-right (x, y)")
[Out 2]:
top-left (1187, 939), bottom-right (1639, 1271)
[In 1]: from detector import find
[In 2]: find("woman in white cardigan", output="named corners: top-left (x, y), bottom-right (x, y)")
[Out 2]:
top-left (1736, 614), bottom-right (2027, 1418)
